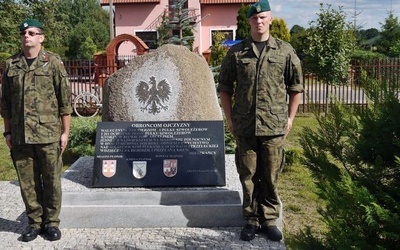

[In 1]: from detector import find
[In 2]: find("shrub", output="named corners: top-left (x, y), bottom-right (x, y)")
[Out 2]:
top-left (0, 52), bottom-right (11, 61)
top-left (67, 116), bottom-right (100, 157)
top-left (300, 76), bottom-right (400, 248)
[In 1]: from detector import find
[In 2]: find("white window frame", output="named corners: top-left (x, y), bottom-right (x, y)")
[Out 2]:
top-left (134, 30), bottom-right (158, 49)
top-left (210, 29), bottom-right (235, 46)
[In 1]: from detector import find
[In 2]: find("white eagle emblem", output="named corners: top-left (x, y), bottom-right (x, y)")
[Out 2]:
top-left (136, 76), bottom-right (171, 115)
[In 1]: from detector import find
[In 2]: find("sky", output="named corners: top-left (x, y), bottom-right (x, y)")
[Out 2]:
top-left (269, 0), bottom-right (400, 30)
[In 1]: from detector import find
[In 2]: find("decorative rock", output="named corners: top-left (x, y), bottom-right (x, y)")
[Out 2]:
top-left (102, 44), bottom-right (222, 121)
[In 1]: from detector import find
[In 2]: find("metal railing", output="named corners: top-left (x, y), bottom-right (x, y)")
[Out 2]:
top-left (1, 58), bottom-right (399, 114)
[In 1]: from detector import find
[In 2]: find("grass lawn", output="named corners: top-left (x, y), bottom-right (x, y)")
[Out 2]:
top-left (0, 115), bottom-right (326, 248)
top-left (280, 114), bottom-right (327, 249)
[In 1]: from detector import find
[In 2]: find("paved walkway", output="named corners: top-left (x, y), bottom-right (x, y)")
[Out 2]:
top-left (0, 156), bottom-right (286, 249)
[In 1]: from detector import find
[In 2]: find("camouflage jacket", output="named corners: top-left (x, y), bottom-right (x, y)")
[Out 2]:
top-left (217, 36), bottom-right (304, 136)
top-left (1, 49), bottom-right (72, 144)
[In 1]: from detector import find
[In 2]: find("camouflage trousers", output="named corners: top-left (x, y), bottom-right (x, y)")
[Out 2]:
top-left (235, 135), bottom-right (285, 227)
top-left (11, 142), bottom-right (62, 229)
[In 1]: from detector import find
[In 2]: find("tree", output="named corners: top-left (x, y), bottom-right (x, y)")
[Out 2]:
top-left (235, 4), bottom-right (251, 40)
top-left (270, 18), bottom-right (290, 42)
top-left (305, 3), bottom-right (355, 111)
top-left (390, 40), bottom-right (400, 57)
top-left (156, 11), bottom-right (173, 47)
top-left (20, 0), bottom-right (70, 52)
top-left (358, 28), bottom-right (380, 40)
top-left (289, 25), bottom-right (307, 63)
top-left (300, 74), bottom-right (400, 249)
top-left (156, 0), bottom-right (203, 51)
top-left (0, 0), bottom-right (109, 59)
top-left (78, 37), bottom-right (97, 60)
top-left (377, 11), bottom-right (400, 57)
top-left (290, 25), bottom-right (306, 36)
top-left (61, 0), bottom-right (109, 59)
top-left (0, 0), bottom-right (26, 54)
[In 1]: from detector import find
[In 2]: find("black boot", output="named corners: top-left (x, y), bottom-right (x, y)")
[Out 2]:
top-left (21, 226), bottom-right (40, 242)
top-left (261, 226), bottom-right (283, 241)
top-left (240, 224), bottom-right (258, 241)
top-left (44, 226), bottom-right (62, 241)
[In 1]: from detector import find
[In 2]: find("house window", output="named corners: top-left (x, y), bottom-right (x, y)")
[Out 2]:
top-left (211, 30), bottom-right (234, 46)
top-left (135, 31), bottom-right (158, 49)
top-left (169, 0), bottom-right (188, 9)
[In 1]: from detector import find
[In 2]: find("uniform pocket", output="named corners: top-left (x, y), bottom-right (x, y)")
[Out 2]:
top-left (39, 115), bottom-right (58, 124)
top-left (34, 70), bottom-right (54, 91)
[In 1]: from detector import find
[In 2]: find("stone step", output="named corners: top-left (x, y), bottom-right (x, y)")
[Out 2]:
top-left (60, 189), bottom-right (245, 228)
top-left (59, 156), bottom-right (282, 229)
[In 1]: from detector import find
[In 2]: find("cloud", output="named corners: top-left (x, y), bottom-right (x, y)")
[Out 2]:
top-left (269, 0), bottom-right (400, 30)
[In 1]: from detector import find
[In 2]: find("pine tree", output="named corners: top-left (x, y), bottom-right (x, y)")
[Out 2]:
top-left (235, 4), bottom-right (250, 40)
top-left (156, 0), bottom-right (204, 51)
top-left (270, 18), bottom-right (290, 42)
top-left (300, 73), bottom-right (400, 248)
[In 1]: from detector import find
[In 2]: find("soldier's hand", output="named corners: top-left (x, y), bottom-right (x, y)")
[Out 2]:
top-left (5, 134), bottom-right (12, 149)
top-left (225, 118), bottom-right (235, 137)
top-left (60, 133), bottom-right (69, 153)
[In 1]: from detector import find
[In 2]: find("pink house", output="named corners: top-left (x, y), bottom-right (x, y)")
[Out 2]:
top-left (99, 0), bottom-right (254, 56)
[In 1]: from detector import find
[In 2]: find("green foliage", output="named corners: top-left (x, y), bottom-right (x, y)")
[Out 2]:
top-left (289, 25), bottom-right (308, 65)
top-left (284, 148), bottom-right (303, 168)
top-left (210, 31), bottom-right (229, 84)
top-left (65, 7), bottom-right (109, 59)
top-left (377, 12), bottom-right (400, 57)
top-left (157, 12), bottom-right (173, 47)
top-left (290, 25), bottom-right (306, 36)
top-left (300, 75), bottom-right (400, 248)
top-left (67, 116), bottom-right (100, 157)
top-left (210, 32), bottom-right (228, 67)
top-left (79, 37), bottom-right (98, 60)
top-left (0, 53), bottom-right (12, 61)
top-left (305, 3), bottom-right (355, 86)
top-left (0, 0), bottom-right (109, 59)
top-left (389, 40), bottom-right (400, 57)
top-left (236, 4), bottom-right (251, 40)
top-left (358, 28), bottom-right (380, 40)
top-left (0, 0), bottom-right (27, 54)
top-left (351, 50), bottom-right (385, 60)
top-left (270, 18), bottom-right (291, 42)
top-left (156, 0), bottom-right (198, 51)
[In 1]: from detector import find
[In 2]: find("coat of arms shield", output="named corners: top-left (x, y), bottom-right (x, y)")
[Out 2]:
top-left (163, 159), bottom-right (178, 177)
top-left (132, 161), bottom-right (147, 179)
top-left (102, 160), bottom-right (117, 178)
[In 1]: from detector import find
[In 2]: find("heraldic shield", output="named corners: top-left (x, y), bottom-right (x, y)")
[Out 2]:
top-left (102, 160), bottom-right (116, 178)
top-left (163, 159), bottom-right (178, 177)
top-left (132, 161), bottom-right (147, 179)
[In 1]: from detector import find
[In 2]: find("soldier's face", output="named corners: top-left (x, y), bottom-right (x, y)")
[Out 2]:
top-left (249, 12), bottom-right (272, 36)
top-left (20, 28), bottom-right (44, 48)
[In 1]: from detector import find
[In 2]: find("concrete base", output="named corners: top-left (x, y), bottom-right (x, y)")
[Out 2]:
top-left (61, 190), bottom-right (244, 228)
top-left (60, 156), bottom-right (246, 228)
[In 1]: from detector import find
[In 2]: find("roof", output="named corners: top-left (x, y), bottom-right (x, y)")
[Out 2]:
top-left (100, 0), bottom-right (254, 4)
top-left (100, 0), bottom-right (160, 4)
top-left (200, 0), bottom-right (254, 3)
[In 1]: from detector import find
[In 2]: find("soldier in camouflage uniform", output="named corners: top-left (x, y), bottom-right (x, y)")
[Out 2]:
top-left (0, 19), bottom-right (72, 242)
top-left (217, 0), bottom-right (304, 242)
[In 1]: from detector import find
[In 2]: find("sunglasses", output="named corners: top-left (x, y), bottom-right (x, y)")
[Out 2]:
top-left (19, 31), bottom-right (43, 36)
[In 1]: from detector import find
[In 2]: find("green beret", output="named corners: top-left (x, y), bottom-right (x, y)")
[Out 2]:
top-left (247, 0), bottom-right (271, 18)
top-left (19, 19), bottom-right (44, 31)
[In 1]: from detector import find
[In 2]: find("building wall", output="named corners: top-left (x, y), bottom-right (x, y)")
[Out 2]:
top-left (200, 4), bottom-right (242, 51)
top-left (110, 1), bottom-right (245, 55)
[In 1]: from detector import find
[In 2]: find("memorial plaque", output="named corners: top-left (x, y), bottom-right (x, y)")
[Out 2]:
top-left (92, 121), bottom-right (226, 187)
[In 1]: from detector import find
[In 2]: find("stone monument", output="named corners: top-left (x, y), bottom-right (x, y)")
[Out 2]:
top-left (60, 45), bottom-right (245, 227)
top-left (92, 44), bottom-right (226, 187)
top-left (102, 44), bottom-right (222, 122)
